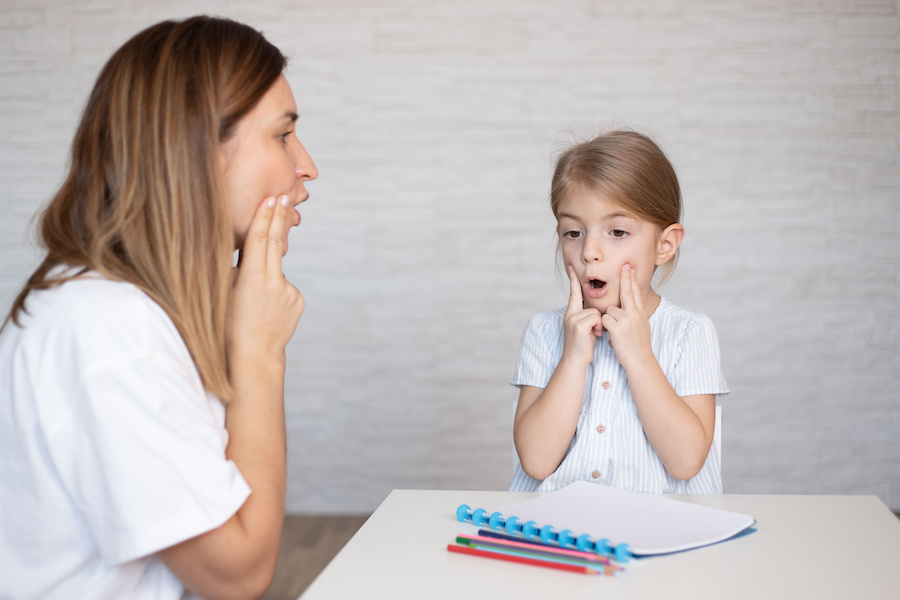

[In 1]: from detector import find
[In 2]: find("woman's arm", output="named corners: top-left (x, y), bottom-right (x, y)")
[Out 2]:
top-left (603, 265), bottom-right (715, 480)
top-left (158, 195), bottom-right (304, 600)
top-left (513, 266), bottom-right (601, 481)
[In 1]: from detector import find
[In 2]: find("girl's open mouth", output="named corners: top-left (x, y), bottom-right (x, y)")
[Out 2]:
top-left (586, 278), bottom-right (608, 298)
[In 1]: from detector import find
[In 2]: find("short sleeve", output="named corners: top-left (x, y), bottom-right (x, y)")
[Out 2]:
top-left (510, 311), bottom-right (563, 389)
top-left (36, 284), bottom-right (251, 566)
top-left (670, 313), bottom-right (729, 399)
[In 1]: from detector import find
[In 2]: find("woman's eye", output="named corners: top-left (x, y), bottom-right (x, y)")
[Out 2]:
top-left (279, 130), bottom-right (293, 143)
top-left (610, 229), bottom-right (627, 238)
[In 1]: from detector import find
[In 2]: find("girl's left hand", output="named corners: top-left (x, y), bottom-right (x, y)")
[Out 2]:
top-left (602, 264), bottom-right (653, 370)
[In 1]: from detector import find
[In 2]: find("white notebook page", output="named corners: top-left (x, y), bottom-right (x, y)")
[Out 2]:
top-left (486, 481), bottom-right (755, 556)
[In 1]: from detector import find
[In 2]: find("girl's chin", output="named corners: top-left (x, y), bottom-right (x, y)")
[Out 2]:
top-left (586, 300), bottom-right (619, 314)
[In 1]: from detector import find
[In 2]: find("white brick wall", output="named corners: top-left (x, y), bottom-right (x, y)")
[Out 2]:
top-left (1, 0), bottom-right (898, 512)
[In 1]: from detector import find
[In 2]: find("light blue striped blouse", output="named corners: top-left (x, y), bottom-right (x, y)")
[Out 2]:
top-left (509, 297), bottom-right (729, 494)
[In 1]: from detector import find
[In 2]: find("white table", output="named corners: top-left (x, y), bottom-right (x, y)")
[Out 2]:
top-left (300, 489), bottom-right (900, 599)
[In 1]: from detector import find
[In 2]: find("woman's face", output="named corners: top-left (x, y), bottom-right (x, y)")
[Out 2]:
top-left (221, 74), bottom-right (317, 253)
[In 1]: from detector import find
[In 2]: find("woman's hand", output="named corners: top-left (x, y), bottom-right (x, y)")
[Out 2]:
top-left (560, 264), bottom-right (602, 368)
top-left (227, 194), bottom-right (305, 365)
top-left (603, 264), bottom-right (653, 370)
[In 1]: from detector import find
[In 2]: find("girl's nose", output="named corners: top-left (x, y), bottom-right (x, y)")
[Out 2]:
top-left (582, 235), bottom-right (603, 262)
top-left (293, 140), bottom-right (318, 182)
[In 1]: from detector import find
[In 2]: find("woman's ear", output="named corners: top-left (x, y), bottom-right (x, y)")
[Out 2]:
top-left (656, 223), bottom-right (685, 266)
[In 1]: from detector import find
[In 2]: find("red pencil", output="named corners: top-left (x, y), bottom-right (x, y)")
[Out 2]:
top-left (446, 544), bottom-right (601, 575)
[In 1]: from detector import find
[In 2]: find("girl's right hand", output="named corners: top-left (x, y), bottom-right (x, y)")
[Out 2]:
top-left (227, 195), bottom-right (305, 365)
top-left (560, 264), bottom-right (602, 368)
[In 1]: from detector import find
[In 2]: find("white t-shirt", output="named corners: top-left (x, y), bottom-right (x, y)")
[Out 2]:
top-left (509, 297), bottom-right (729, 494)
top-left (0, 272), bottom-right (251, 600)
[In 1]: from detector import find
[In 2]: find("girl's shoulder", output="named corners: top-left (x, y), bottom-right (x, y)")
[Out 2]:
top-left (653, 297), bottom-right (719, 339)
top-left (525, 306), bottom-right (567, 330)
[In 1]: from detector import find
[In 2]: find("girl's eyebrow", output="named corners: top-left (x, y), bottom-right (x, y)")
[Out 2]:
top-left (557, 210), bottom-right (638, 221)
top-left (604, 211), bottom-right (638, 221)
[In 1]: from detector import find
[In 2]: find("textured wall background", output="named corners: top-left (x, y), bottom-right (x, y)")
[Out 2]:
top-left (1, 0), bottom-right (898, 512)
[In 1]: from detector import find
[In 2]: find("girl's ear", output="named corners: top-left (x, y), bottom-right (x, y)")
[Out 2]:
top-left (656, 223), bottom-right (685, 266)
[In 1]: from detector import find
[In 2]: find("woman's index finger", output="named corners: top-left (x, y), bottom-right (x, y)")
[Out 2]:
top-left (265, 195), bottom-right (290, 274)
top-left (242, 196), bottom-right (277, 269)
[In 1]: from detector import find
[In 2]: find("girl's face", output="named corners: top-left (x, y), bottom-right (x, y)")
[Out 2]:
top-left (221, 74), bottom-right (318, 253)
top-left (556, 187), bottom-right (680, 314)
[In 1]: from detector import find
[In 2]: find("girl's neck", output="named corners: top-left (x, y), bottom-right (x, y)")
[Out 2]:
top-left (643, 289), bottom-right (662, 317)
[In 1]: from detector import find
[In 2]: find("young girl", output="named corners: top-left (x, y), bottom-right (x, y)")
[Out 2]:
top-left (0, 17), bottom-right (316, 599)
top-left (510, 130), bottom-right (728, 495)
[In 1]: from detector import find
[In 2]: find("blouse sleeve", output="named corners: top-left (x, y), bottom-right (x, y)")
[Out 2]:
top-left (670, 313), bottom-right (730, 399)
top-left (510, 312), bottom-right (563, 389)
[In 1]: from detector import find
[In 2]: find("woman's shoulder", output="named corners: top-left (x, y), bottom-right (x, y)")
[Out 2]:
top-left (30, 273), bottom-right (164, 325)
top-left (19, 272), bottom-right (182, 361)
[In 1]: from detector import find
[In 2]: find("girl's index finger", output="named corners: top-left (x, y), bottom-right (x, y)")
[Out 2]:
top-left (242, 196), bottom-right (278, 271)
top-left (629, 266), bottom-right (644, 312)
top-left (566, 264), bottom-right (583, 315)
top-left (619, 263), bottom-right (636, 310)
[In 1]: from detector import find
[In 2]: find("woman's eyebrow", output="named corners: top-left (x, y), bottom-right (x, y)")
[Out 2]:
top-left (280, 110), bottom-right (299, 123)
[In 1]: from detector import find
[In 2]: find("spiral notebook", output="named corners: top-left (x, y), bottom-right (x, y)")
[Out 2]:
top-left (459, 481), bottom-right (756, 558)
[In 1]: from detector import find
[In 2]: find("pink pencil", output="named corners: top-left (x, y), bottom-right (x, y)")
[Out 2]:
top-left (447, 544), bottom-right (602, 575)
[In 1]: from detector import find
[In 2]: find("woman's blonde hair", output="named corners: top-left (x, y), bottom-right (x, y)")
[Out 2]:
top-left (5, 16), bottom-right (287, 402)
top-left (550, 130), bottom-right (683, 284)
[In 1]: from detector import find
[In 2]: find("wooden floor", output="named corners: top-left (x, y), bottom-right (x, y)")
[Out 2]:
top-left (261, 515), bottom-right (370, 600)
top-left (263, 510), bottom-right (900, 599)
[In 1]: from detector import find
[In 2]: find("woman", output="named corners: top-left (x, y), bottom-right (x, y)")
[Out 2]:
top-left (0, 16), bottom-right (316, 600)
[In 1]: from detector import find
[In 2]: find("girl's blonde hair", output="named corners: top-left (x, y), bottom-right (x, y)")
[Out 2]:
top-left (5, 16), bottom-right (287, 402)
top-left (550, 130), bottom-right (683, 284)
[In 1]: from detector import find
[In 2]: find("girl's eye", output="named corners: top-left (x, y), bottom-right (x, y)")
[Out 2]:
top-left (610, 229), bottom-right (627, 238)
top-left (562, 230), bottom-right (582, 239)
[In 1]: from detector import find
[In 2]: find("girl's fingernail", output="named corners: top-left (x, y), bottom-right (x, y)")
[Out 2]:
top-left (280, 195), bottom-right (290, 206)
top-left (266, 197), bottom-right (276, 208)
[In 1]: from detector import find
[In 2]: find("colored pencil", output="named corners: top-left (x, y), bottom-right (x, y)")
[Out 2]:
top-left (447, 543), bottom-right (602, 575)
top-left (467, 543), bottom-right (622, 576)
top-left (477, 528), bottom-right (550, 547)
top-left (457, 535), bottom-right (612, 564)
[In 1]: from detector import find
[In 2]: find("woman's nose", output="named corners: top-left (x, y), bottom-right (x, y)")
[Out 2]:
top-left (293, 140), bottom-right (318, 182)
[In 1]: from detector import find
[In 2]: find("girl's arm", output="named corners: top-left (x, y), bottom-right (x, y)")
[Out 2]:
top-left (513, 266), bottom-right (602, 481)
top-left (603, 265), bottom-right (715, 480)
top-left (158, 195), bottom-right (304, 600)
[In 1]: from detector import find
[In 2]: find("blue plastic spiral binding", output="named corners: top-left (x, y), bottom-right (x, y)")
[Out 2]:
top-left (453, 503), bottom-right (632, 562)
top-left (455, 504), bottom-right (470, 522)
top-left (521, 520), bottom-right (540, 540)
top-left (557, 528), bottom-right (574, 549)
top-left (539, 524), bottom-right (555, 545)
top-left (504, 515), bottom-right (521, 535)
